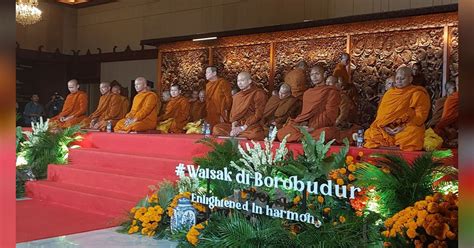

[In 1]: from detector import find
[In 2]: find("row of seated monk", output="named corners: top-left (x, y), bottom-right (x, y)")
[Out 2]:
top-left (49, 54), bottom-right (458, 152)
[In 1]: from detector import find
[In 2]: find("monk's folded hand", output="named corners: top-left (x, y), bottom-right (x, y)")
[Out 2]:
top-left (391, 125), bottom-right (405, 135)
top-left (384, 126), bottom-right (395, 135)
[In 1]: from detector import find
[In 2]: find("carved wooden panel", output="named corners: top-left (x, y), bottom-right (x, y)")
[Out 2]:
top-left (161, 49), bottom-right (209, 93)
top-left (351, 28), bottom-right (444, 127)
top-left (213, 44), bottom-right (270, 89)
top-left (274, 37), bottom-right (347, 86)
top-left (448, 26), bottom-right (458, 83)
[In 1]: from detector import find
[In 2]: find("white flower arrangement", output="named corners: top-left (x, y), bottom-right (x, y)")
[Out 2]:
top-left (230, 127), bottom-right (289, 175)
top-left (177, 173), bottom-right (204, 194)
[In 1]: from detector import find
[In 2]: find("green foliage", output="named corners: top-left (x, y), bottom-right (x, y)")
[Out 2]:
top-left (197, 212), bottom-right (294, 248)
top-left (277, 129), bottom-right (349, 183)
top-left (16, 126), bottom-right (25, 154)
top-left (354, 152), bottom-right (456, 217)
top-left (194, 138), bottom-right (242, 170)
top-left (19, 124), bottom-right (84, 179)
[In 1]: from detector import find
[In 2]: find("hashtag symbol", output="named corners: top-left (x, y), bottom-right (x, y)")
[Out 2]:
top-left (175, 163), bottom-right (185, 177)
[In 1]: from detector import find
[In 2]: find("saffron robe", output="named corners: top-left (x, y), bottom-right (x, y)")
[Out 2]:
top-left (284, 68), bottom-right (307, 99)
top-left (213, 85), bottom-right (268, 140)
top-left (333, 63), bottom-right (350, 84)
top-left (189, 100), bottom-right (206, 122)
top-left (426, 96), bottom-right (447, 128)
top-left (262, 95), bottom-right (301, 129)
top-left (205, 78), bottom-right (232, 127)
top-left (114, 91), bottom-right (158, 132)
top-left (277, 85), bottom-right (341, 143)
top-left (158, 96), bottom-right (191, 133)
top-left (95, 93), bottom-right (129, 131)
top-left (434, 91), bottom-right (458, 140)
top-left (50, 91), bottom-right (88, 128)
top-left (80, 93), bottom-right (112, 128)
top-left (364, 85), bottom-right (431, 151)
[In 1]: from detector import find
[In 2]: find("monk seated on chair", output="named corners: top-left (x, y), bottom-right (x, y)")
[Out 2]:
top-left (156, 84), bottom-right (191, 134)
top-left (94, 83), bottom-right (130, 131)
top-left (364, 66), bottom-right (431, 151)
top-left (433, 77), bottom-right (458, 147)
top-left (50, 79), bottom-right (88, 129)
top-left (277, 65), bottom-right (341, 143)
top-left (114, 77), bottom-right (158, 133)
top-left (262, 83), bottom-right (301, 133)
top-left (213, 72), bottom-right (268, 140)
top-left (80, 82), bottom-right (112, 130)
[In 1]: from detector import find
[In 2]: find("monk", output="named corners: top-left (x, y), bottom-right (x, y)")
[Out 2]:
top-left (50, 79), bottom-right (88, 128)
top-left (189, 90), bottom-right (206, 122)
top-left (333, 52), bottom-right (351, 84)
top-left (80, 82), bottom-right (112, 129)
top-left (326, 76), bottom-right (337, 86)
top-left (158, 90), bottom-right (170, 117)
top-left (205, 66), bottom-right (233, 127)
top-left (213, 72), bottom-right (268, 140)
top-left (262, 83), bottom-right (301, 131)
top-left (277, 65), bottom-right (341, 143)
top-left (364, 66), bottom-right (431, 151)
top-left (94, 84), bottom-right (130, 131)
top-left (434, 77), bottom-right (458, 146)
top-left (284, 60), bottom-right (307, 99)
top-left (157, 85), bottom-right (191, 133)
top-left (114, 77), bottom-right (158, 133)
top-left (332, 77), bottom-right (362, 143)
top-left (426, 82), bottom-right (455, 128)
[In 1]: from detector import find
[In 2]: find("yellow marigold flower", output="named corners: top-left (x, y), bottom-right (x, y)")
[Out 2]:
top-left (356, 211), bottom-right (363, 217)
top-left (329, 171), bottom-right (339, 180)
top-left (141, 228), bottom-right (149, 235)
top-left (389, 229), bottom-right (397, 238)
top-left (128, 225), bottom-right (138, 234)
top-left (132, 220), bottom-right (137, 226)
top-left (339, 216), bottom-right (346, 223)
top-left (241, 191), bottom-right (248, 199)
top-left (323, 208), bottom-right (331, 214)
top-left (446, 230), bottom-right (456, 240)
top-left (317, 195), bottom-right (324, 204)
top-left (358, 151), bottom-right (364, 157)
top-left (425, 195), bottom-right (434, 202)
top-left (332, 222), bottom-right (338, 226)
top-left (406, 228), bottom-right (418, 239)
top-left (348, 174), bottom-right (356, 181)
top-left (348, 164), bottom-right (356, 172)
top-left (433, 192), bottom-right (443, 202)
top-left (427, 202), bottom-right (439, 214)
top-left (148, 231), bottom-right (155, 237)
top-left (415, 200), bottom-right (428, 210)
top-left (130, 207), bottom-right (137, 214)
top-left (345, 156), bottom-right (354, 164)
top-left (339, 168), bottom-right (347, 174)
top-left (293, 195), bottom-right (301, 205)
top-left (381, 231), bottom-right (389, 238)
top-left (336, 178), bottom-right (344, 185)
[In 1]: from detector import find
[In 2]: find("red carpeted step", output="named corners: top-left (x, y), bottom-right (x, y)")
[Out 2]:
top-left (84, 132), bottom-right (211, 157)
top-left (68, 148), bottom-right (192, 174)
top-left (26, 181), bottom-right (139, 217)
top-left (47, 164), bottom-right (176, 195)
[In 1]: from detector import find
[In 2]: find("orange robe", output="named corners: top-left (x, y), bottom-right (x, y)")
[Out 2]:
top-left (114, 91), bottom-right (158, 133)
top-left (189, 100), bottom-right (206, 122)
top-left (262, 95), bottom-right (301, 129)
top-left (434, 91), bottom-right (458, 139)
top-left (426, 96), bottom-right (447, 128)
top-left (333, 63), bottom-right (350, 84)
top-left (284, 68), bottom-right (307, 99)
top-left (205, 78), bottom-right (232, 127)
top-left (80, 93), bottom-right (112, 128)
top-left (334, 84), bottom-right (361, 143)
top-left (213, 85), bottom-right (268, 140)
top-left (277, 85), bottom-right (341, 143)
top-left (95, 93), bottom-right (129, 131)
top-left (364, 85), bottom-right (431, 151)
top-left (159, 96), bottom-right (191, 133)
top-left (50, 91), bottom-right (88, 128)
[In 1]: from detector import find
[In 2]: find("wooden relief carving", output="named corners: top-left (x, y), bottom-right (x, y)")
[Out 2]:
top-left (213, 44), bottom-right (270, 89)
top-left (161, 49), bottom-right (209, 93)
top-left (351, 28), bottom-right (444, 127)
top-left (448, 26), bottom-right (458, 83)
top-left (274, 37), bottom-right (347, 86)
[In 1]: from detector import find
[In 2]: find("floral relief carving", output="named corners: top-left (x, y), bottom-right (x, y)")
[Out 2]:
top-left (448, 26), bottom-right (458, 83)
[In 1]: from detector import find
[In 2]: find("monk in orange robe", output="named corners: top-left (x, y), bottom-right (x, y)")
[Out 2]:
top-left (213, 72), bottom-right (268, 140)
top-left (94, 84), bottom-right (130, 131)
top-left (157, 85), bottom-right (191, 133)
top-left (277, 65), bottom-right (341, 143)
top-left (80, 82), bottom-right (112, 129)
top-left (158, 90), bottom-right (170, 118)
top-left (434, 77), bottom-right (458, 145)
top-left (427, 82), bottom-right (454, 128)
top-left (333, 52), bottom-right (351, 84)
top-left (262, 83), bottom-right (301, 130)
top-left (364, 66), bottom-right (431, 151)
top-left (205, 66), bottom-right (233, 127)
top-left (284, 60), bottom-right (307, 99)
top-left (189, 90), bottom-right (206, 122)
top-left (50, 79), bottom-right (88, 128)
top-left (114, 77), bottom-right (158, 133)
top-left (326, 76), bottom-right (337, 86)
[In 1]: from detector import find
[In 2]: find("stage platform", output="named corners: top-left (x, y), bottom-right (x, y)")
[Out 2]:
top-left (20, 132), bottom-right (458, 241)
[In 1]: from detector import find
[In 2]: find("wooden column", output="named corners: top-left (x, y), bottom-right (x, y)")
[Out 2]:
top-left (208, 47), bottom-right (213, 66)
top-left (442, 25), bottom-right (449, 97)
top-left (156, 49), bottom-right (162, 95)
top-left (269, 42), bottom-right (276, 93)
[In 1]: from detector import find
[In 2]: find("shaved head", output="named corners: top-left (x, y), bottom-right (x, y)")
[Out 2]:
top-left (279, 83), bottom-right (292, 99)
top-left (134, 77), bottom-right (148, 93)
top-left (99, 81), bottom-right (111, 95)
top-left (67, 79), bottom-right (80, 93)
top-left (394, 66), bottom-right (413, 89)
top-left (326, 76), bottom-right (337, 86)
top-left (310, 65), bottom-right (325, 86)
top-left (237, 72), bottom-right (252, 91)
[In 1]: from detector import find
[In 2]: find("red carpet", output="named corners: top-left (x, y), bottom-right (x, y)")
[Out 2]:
top-left (16, 200), bottom-right (118, 243)
top-left (18, 132), bottom-right (458, 242)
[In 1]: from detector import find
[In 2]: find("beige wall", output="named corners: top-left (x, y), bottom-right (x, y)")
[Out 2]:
top-left (16, 1), bottom-right (77, 53)
top-left (16, 0), bottom-right (457, 53)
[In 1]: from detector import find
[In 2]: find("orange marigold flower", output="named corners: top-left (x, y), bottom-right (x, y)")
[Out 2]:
top-left (427, 202), bottom-right (440, 214)
top-left (339, 168), bottom-right (347, 174)
top-left (240, 191), bottom-right (248, 199)
top-left (293, 196), bottom-right (301, 205)
top-left (406, 228), bottom-right (418, 239)
top-left (323, 208), bottom-right (331, 214)
top-left (345, 156), bottom-right (354, 164)
top-left (336, 178), bottom-right (344, 185)
top-left (348, 164), bottom-right (356, 172)
top-left (383, 242), bottom-right (391, 247)
top-left (358, 151), bottom-right (364, 157)
top-left (339, 216), bottom-right (346, 223)
top-left (317, 195), bottom-right (324, 204)
top-left (381, 231), bottom-right (389, 237)
top-left (356, 211), bottom-right (363, 217)
top-left (348, 174), bottom-right (356, 181)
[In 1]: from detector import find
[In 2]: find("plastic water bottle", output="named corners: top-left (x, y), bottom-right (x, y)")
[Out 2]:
top-left (201, 121), bottom-right (207, 135)
top-left (205, 123), bottom-right (211, 138)
top-left (268, 124), bottom-right (275, 139)
top-left (106, 120), bottom-right (112, 133)
top-left (356, 129), bottom-right (364, 148)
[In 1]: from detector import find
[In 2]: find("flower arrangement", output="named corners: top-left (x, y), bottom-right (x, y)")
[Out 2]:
top-left (382, 192), bottom-right (458, 248)
top-left (186, 222), bottom-right (206, 246)
top-left (167, 192), bottom-right (206, 218)
top-left (128, 193), bottom-right (164, 237)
